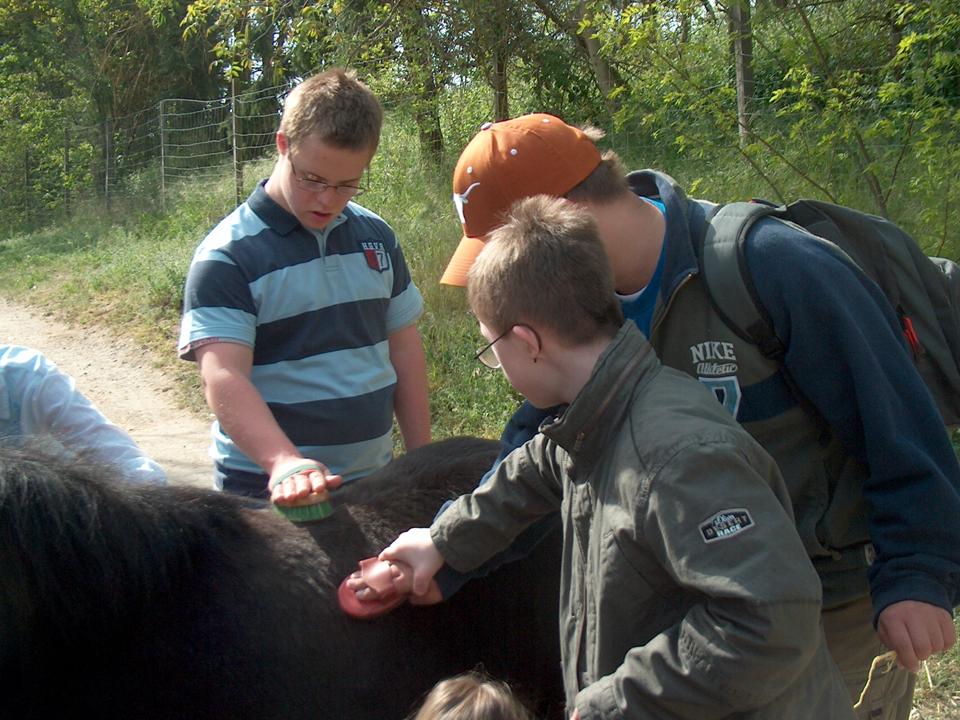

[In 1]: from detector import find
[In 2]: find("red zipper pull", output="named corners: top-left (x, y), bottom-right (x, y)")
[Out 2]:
top-left (902, 315), bottom-right (922, 359)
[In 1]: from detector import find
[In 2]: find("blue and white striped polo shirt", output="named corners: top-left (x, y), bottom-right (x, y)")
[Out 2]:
top-left (178, 181), bottom-right (424, 482)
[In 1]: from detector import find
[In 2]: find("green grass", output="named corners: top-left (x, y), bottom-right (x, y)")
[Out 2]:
top-left (913, 619), bottom-right (960, 719)
top-left (0, 118), bottom-right (955, 448)
top-left (0, 125), bottom-right (524, 441)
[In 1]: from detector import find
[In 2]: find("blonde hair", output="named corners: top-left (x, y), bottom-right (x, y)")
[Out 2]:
top-left (279, 68), bottom-right (383, 153)
top-left (410, 671), bottom-right (533, 720)
top-left (467, 195), bottom-right (623, 346)
top-left (565, 125), bottom-right (630, 203)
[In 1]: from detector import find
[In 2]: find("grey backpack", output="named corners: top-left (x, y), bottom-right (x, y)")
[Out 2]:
top-left (700, 199), bottom-right (960, 426)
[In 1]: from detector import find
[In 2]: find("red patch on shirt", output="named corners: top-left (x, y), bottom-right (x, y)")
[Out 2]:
top-left (362, 242), bottom-right (389, 272)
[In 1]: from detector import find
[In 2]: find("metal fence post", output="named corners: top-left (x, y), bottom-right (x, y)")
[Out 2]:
top-left (159, 100), bottom-right (166, 211)
top-left (232, 78), bottom-right (242, 207)
top-left (104, 117), bottom-right (113, 214)
top-left (64, 122), bottom-right (71, 217)
top-left (24, 148), bottom-right (30, 227)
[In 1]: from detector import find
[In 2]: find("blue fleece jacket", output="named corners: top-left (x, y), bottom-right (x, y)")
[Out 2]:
top-left (485, 178), bottom-right (960, 620)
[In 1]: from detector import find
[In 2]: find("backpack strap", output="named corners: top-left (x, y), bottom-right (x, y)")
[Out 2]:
top-left (782, 200), bottom-right (905, 316)
top-left (699, 202), bottom-right (785, 360)
top-left (700, 202), bottom-right (832, 439)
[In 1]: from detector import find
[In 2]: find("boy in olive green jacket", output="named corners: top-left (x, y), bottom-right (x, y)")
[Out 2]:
top-left (344, 196), bottom-right (855, 720)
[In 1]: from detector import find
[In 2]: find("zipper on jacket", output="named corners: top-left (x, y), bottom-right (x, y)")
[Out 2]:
top-left (650, 271), bottom-right (694, 338)
top-left (574, 349), bottom-right (647, 453)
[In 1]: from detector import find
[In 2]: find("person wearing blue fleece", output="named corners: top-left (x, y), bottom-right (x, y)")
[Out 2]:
top-left (0, 344), bottom-right (167, 484)
top-left (353, 114), bottom-right (959, 720)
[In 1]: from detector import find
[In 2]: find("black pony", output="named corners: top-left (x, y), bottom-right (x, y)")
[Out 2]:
top-left (0, 437), bottom-right (563, 720)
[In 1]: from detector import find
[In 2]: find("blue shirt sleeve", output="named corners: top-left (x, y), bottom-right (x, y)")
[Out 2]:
top-left (745, 219), bottom-right (960, 615)
top-left (485, 401), bottom-right (562, 478)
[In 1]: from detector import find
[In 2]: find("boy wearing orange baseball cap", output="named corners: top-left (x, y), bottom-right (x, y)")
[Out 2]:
top-left (349, 113), bottom-right (960, 720)
top-left (430, 114), bottom-right (960, 720)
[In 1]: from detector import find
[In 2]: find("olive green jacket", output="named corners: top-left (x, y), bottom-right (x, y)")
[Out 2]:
top-left (432, 323), bottom-right (853, 720)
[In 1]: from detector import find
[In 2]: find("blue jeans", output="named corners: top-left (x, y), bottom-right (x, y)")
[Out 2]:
top-left (433, 400), bottom-right (562, 599)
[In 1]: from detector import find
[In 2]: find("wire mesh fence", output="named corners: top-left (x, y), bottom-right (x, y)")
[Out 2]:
top-left (7, 66), bottom-right (960, 259)
top-left (11, 77), bottom-right (494, 234)
top-left (53, 81), bottom-right (288, 217)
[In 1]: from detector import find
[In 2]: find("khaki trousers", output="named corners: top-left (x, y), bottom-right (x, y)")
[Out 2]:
top-left (823, 595), bottom-right (916, 720)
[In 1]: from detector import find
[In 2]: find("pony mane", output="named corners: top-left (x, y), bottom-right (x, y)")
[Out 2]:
top-left (0, 442), bottom-right (287, 637)
top-left (314, 435), bottom-right (499, 549)
top-left (0, 437), bottom-right (499, 640)
top-left (0, 437), bottom-right (567, 720)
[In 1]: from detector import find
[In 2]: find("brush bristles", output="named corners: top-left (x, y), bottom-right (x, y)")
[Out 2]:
top-left (273, 499), bottom-right (334, 523)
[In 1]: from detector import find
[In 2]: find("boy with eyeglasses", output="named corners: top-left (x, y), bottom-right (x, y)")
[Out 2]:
top-left (341, 195), bottom-right (855, 720)
top-left (178, 68), bottom-right (430, 508)
top-left (374, 113), bottom-right (956, 719)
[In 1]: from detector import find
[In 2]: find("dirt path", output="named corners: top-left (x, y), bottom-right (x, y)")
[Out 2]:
top-left (0, 297), bottom-right (212, 488)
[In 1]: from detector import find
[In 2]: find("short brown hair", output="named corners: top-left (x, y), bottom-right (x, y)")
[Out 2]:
top-left (279, 68), bottom-right (383, 153)
top-left (467, 195), bottom-right (623, 346)
top-left (563, 125), bottom-right (630, 203)
top-left (410, 671), bottom-right (532, 720)
top-left (565, 150), bottom-right (630, 202)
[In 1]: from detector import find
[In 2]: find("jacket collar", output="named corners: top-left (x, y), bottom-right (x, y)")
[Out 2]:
top-left (626, 169), bottom-right (714, 303)
top-left (542, 322), bottom-right (660, 460)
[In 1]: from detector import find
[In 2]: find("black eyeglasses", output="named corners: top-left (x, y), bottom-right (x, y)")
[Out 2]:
top-left (474, 327), bottom-right (512, 369)
top-left (288, 155), bottom-right (365, 198)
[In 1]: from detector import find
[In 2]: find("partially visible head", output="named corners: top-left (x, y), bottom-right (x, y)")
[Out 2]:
top-left (410, 671), bottom-right (533, 720)
top-left (279, 68), bottom-right (383, 154)
top-left (269, 69), bottom-right (382, 230)
top-left (467, 195), bottom-right (623, 349)
top-left (442, 113), bottom-right (630, 286)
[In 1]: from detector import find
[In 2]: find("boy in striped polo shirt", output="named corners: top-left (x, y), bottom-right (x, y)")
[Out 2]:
top-left (178, 68), bottom-right (430, 509)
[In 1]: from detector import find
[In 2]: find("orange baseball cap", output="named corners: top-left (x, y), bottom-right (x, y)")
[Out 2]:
top-left (440, 113), bottom-right (602, 286)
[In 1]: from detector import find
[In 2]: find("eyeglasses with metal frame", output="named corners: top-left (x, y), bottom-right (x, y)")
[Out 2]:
top-left (288, 155), bottom-right (365, 198)
top-left (474, 327), bottom-right (513, 370)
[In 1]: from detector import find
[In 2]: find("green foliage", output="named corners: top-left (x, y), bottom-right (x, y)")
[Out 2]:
top-left (362, 118), bottom-right (523, 437)
top-left (0, 0), bottom-right (224, 232)
top-left (0, 116), bottom-right (522, 437)
top-left (1, 0), bottom-right (957, 257)
top-left (512, 41), bottom-right (608, 123)
top-left (586, 0), bottom-right (960, 261)
top-left (6, 0), bottom-right (960, 251)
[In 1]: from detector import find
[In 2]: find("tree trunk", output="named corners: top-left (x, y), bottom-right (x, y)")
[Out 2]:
top-left (530, 0), bottom-right (624, 118)
top-left (728, 0), bottom-right (755, 147)
top-left (577, 17), bottom-right (619, 109)
top-left (400, 5), bottom-right (444, 168)
top-left (492, 46), bottom-right (509, 121)
top-left (414, 72), bottom-right (444, 169)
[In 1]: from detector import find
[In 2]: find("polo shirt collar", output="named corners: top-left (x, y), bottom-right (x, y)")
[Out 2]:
top-left (247, 179), bottom-right (350, 237)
